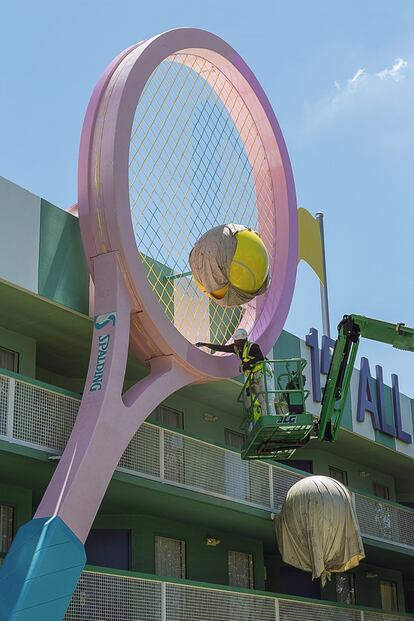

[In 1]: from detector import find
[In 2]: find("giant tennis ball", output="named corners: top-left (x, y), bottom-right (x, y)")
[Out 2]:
top-left (228, 229), bottom-right (269, 294)
top-left (189, 224), bottom-right (270, 307)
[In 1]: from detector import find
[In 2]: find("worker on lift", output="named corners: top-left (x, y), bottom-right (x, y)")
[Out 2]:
top-left (196, 328), bottom-right (271, 420)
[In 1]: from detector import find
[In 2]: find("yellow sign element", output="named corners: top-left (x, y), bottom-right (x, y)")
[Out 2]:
top-left (229, 229), bottom-right (269, 293)
top-left (298, 208), bottom-right (325, 285)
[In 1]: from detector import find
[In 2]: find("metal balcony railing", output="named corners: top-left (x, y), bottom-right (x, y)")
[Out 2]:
top-left (65, 569), bottom-right (414, 621)
top-left (1, 371), bottom-right (414, 552)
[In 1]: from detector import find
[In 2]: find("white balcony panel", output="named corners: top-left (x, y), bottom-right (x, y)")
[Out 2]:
top-left (13, 380), bottom-right (77, 452)
top-left (0, 375), bottom-right (9, 436)
top-left (2, 373), bottom-right (414, 554)
top-left (64, 571), bottom-right (414, 621)
top-left (119, 423), bottom-right (161, 479)
top-left (66, 571), bottom-right (162, 620)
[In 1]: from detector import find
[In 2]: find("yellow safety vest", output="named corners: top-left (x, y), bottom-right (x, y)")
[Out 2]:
top-left (240, 341), bottom-right (263, 375)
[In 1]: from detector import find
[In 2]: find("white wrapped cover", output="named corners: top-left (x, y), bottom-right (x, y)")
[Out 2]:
top-left (275, 475), bottom-right (365, 585)
top-left (189, 224), bottom-right (270, 307)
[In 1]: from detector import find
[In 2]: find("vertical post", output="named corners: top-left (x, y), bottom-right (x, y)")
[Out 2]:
top-left (360, 610), bottom-right (365, 621)
top-left (161, 581), bottom-right (167, 621)
top-left (315, 212), bottom-right (331, 338)
top-left (6, 377), bottom-right (15, 440)
top-left (274, 597), bottom-right (280, 621)
top-left (159, 427), bottom-right (165, 480)
top-left (269, 465), bottom-right (274, 511)
top-left (264, 361), bottom-right (269, 416)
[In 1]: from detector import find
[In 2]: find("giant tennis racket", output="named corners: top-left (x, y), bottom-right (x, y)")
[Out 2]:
top-left (0, 28), bottom-right (298, 620)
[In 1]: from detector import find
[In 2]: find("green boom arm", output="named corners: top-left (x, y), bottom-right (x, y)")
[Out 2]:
top-left (318, 315), bottom-right (414, 442)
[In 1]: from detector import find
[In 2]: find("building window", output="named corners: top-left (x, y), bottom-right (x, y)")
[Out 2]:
top-left (380, 580), bottom-right (398, 611)
top-left (329, 466), bottom-right (348, 486)
top-left (0, 347), bottom-right (18, 372)
top-left (224, 429), bottom-right (245, 450)
top-left (278, 459), bottom-right (313, 473)
top-left (228, 550), bottom-right (254, 589)
top-left (374, 483), bottom-right (390, 500)
top-left (152, 405), bottom-right (184, 430)
top-left (0, 505), bottom-right (14, 564)
top-left (155, 536), bottom-right (186, 579)
top-left (336, 572), bottom-right (356, 605)
top-left (85, 529), bottom-right (131, 570)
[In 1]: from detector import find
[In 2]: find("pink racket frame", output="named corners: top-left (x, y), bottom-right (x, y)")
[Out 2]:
top-left (79, 27), bottom-right (298, 380)
top-left (35, 28), bottom-right (298, 544)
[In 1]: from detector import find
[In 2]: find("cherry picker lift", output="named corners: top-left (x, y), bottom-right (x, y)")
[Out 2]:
top-left (240, 315), bottom-right (414, 461)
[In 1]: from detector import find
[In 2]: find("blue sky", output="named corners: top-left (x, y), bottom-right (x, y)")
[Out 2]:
top-left (1, 1), bottom-right (414, 393)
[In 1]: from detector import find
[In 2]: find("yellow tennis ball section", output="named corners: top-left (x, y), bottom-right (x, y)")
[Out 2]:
top-left (193, 277), bottom-right (229, 300)
top-left (228, 230), bottom-right (269, 294)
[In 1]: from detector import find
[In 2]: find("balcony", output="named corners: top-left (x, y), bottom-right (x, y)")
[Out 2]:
top-left (65, 568), bottom-right (414, 620)
top-left (1, 370), bottom-right (414, 553)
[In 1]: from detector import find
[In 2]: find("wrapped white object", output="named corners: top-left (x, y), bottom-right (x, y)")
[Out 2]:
top-left (275, 475), bottom-right (365, 586)
top-left (189, 224), bottom-right (270, 307)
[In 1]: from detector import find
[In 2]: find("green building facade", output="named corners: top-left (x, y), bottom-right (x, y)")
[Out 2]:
top-left (1, 176), bottom-right (414, 619)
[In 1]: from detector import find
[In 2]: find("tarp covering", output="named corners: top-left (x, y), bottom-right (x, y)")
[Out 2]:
top-left (189, 224), bottom-right (270, 307)
top-left (275, 475), bottom-right (365, 585)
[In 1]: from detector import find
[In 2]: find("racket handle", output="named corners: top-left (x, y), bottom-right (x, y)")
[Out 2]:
top-left (0, 516), bottom-right (85, 621)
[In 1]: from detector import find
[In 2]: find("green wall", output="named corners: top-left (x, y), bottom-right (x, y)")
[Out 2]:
top-left (322, 563), bottom-right (405, 611)
top-left (302, 446), bottom-right (396, 499)
top-left (273, 330), bottom-right (301, 359)
top-left (0, 325), bottom-right (36, 377)
top-left (92, 513), bottom-right (265, 590)
top-left (38, 200), bottom-right (89, 314)
top-left (36, 366), bottom-right (84, 395)
top-left (0, 483), bottom-right (32, 532)
top-left (158, 390), bottom-right (243, 448)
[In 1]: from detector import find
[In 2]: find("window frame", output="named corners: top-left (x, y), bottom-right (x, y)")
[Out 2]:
top-left (0, 504), bottom-right (14, 564)
top-left (329, 466), bottom-right (348, 486)
top-left (154, 534), bottom-right (187, 579)
top-left (227, 549), bottom-right (254, 589)
top-left (152, 405), bottom-right (184, 430)
top-left (373, 482), bottom-right (390, 500)
top-left (335, 572), bottom-right (356, 605)
top-left (224, 428), bottom-right (246, 450)
top-left (380, 579), bottom-right (399, 612)
top-left (0, 346), bottom-right (19, 373)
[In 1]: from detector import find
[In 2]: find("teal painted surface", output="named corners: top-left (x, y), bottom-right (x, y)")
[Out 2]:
top-left (0, 516), bottom-right (86, 621)
top-left (38, 200), bottom-right (89, 314)
top-left (0, 326), bottom-right (36, 378)
top-left (273, 330), bottom-right (301, 359)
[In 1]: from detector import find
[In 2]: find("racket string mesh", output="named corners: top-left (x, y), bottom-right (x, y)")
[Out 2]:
top-left (129, 53), bottom-right (275, 345)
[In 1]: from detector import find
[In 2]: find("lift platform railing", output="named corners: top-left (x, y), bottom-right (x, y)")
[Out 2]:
top-left (237, 359), bottom-right (315, 461)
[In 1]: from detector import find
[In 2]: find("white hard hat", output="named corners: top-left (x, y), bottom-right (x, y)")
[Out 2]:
top-left (233, 327), bottom-right (248, 341)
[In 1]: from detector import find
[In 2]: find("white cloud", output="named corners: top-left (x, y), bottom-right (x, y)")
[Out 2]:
top-left (348, 67), bottom-right (367, 87)
top-left (377, 58), bottom-right (408, 81)
top-left (334, 58), bottom-right (410, 94)
top-left (311, 57), bottom-right (412, 126)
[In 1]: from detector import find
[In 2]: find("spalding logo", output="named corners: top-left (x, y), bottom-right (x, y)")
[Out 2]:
top-left (94, 313), bottom-right (117, 329)
top-left (89, 312), bottom-right (117, 392)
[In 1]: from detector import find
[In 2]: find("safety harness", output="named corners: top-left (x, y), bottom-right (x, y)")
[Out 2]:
top-left (239, 341), bottom-right (264, 375)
